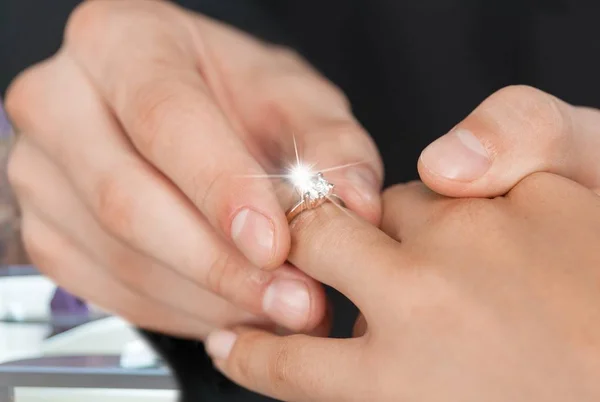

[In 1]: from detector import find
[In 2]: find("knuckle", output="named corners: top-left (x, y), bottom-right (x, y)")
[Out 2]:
top-left (66, 0), bottom-right (190, 58)
top-left (6, 140), bottom-right (47, 210)
top-left (268, 45), bottom-right (305, 67)
top-left (94, 173), bottom-right (135, 241)
top-left (105, 248), bottom-right (142, 281)
top-left (65, 0), bottom-right (116, 46)
top-left (230, 331), bottom-right (262, 382)
top-left (205, 251), bottom-right (239, 297)
top-left (270, 339), bottom-right (292, 388)
top-left (231, 334), bottom-right (298, 392)
top-left (488, 85), bottom-right (570, 153)
top-left (269, 337), bottom-right (310, 396)
top-left (64, 0), bottom-right (191, 79)
top-left (125, 83), bottom-right (177, 155)
top-left (6, 141), bottom-right (30, 195)
top-left (4, 74), bottom-right (27, 125)
top-left (125, 80), bottom-right (207, 158)
top-left (4, 65), bottom-right (46, 129)
top-left (191, 167), bottom-right (228, 218)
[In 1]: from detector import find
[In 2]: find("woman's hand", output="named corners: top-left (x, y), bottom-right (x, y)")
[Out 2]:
top-left (419, 85), bottom-right (600, 196)
top-left (4, 0), bottom-right (383, 338)
top-left (207, 172), bottom-right (600, 402)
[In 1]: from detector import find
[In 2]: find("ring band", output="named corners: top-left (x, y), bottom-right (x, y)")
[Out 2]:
top-left (285, 172), bottom-right (345, 223)
top-left (286, 193), bottom-right (345, 223)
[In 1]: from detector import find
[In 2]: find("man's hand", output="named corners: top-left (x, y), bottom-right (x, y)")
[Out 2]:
top-left (4, 0), bottom-right (382, 338)
top-left (419, 85), bottom-right (600, 196)
top-left (206, 173), bottom-right (600, 402)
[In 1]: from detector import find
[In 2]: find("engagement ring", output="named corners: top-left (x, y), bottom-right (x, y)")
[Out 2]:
top-left (285, 169), bottom-right (345, 223)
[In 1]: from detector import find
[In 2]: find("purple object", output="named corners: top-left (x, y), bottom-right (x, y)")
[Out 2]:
top-left (50, 287), bottom-right (89, 316)
top-left (0, 103), bottom-right (12, 138)
top-left (49, 287), bottom-right (89, 335)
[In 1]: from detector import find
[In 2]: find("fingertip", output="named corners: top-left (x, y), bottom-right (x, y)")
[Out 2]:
top-left (230, 205), bottom-right (290, 270)
top-left (417, 156), bottom-right (498, 198)
top-left (339, 188), bottom-right (382, 225)
top-left (267, 264), bottom-right (328, 333)
top-left (417, 128), bottom-right (498, 198)
top-left (417, 157), bottom-right (463, 197)
top-left (205, 330), bottom-right (238, 361)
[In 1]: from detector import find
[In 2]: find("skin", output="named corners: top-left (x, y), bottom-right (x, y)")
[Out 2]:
top-left (207, 173), bottom-right (600, 402)
top-left (417, 85), bottom-right (600, 197)
top-left (6, 0), bottom-right (600, 342)
top-left (4, 0), bottom-right (383, 338)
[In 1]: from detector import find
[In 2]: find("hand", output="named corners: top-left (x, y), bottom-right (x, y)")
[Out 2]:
top-left (4, 0), bottom-right (382, 338)
top-left (205, 173), bottom-right (600, 402)
top-left (419, 85), bottom-right (600, 196)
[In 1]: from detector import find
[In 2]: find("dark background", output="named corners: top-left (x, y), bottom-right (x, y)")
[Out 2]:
top-left (3, 1), bottom-right (600, 187)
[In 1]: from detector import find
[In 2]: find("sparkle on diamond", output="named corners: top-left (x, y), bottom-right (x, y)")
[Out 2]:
top-left (288, 165), bottom-right (333, 201)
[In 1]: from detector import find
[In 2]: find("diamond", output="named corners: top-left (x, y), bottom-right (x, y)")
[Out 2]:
top-left (285, 168), bottom-right (340, 222)
top-left (306, 173), bottom-right (333, 200)
top-left (288, 165), bottom-right (334, 206)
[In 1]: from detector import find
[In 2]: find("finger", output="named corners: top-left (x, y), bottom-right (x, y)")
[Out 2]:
top-left (205, 328), bottom-right (362, 402)
top-left (199, 19), bottom-right (384, 222)
top-left (380, 181), bottom-right (447, 241)
top-left (63, 1), bottom-right (288, 269)
top-left (6, 57), bottom-right (326, 332)
top-left (9, 136), bottom-right (266, 329)
top-left (272, 117), bottom-right (383, 225)
top-left (287, 202), bottom-right (400, 312)
top-left (418, 85), bottom-right (600, 197)
top-left (20, 209), bottom-right (212, 339)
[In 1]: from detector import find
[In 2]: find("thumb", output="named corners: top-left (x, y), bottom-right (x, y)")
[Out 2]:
top-left (205, 327), bottom-right (360, 402)
top-left (418, 85), bottom-right (600, 197)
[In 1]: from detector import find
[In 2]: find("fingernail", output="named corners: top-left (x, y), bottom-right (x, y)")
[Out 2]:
top-left (420, 128), bottom-right (491, 181)
top-left (231, 208), bottom-right (275, 268)
top-left (346, 168), bottom-right (379, 202)
top-left (263, 278), bottom-right (310, 330)
top-left (205, 330), bottom-right (237, 360)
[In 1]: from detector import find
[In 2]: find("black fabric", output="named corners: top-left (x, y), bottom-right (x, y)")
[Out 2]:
top-left (3, 1), bottom-right (600, 401)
